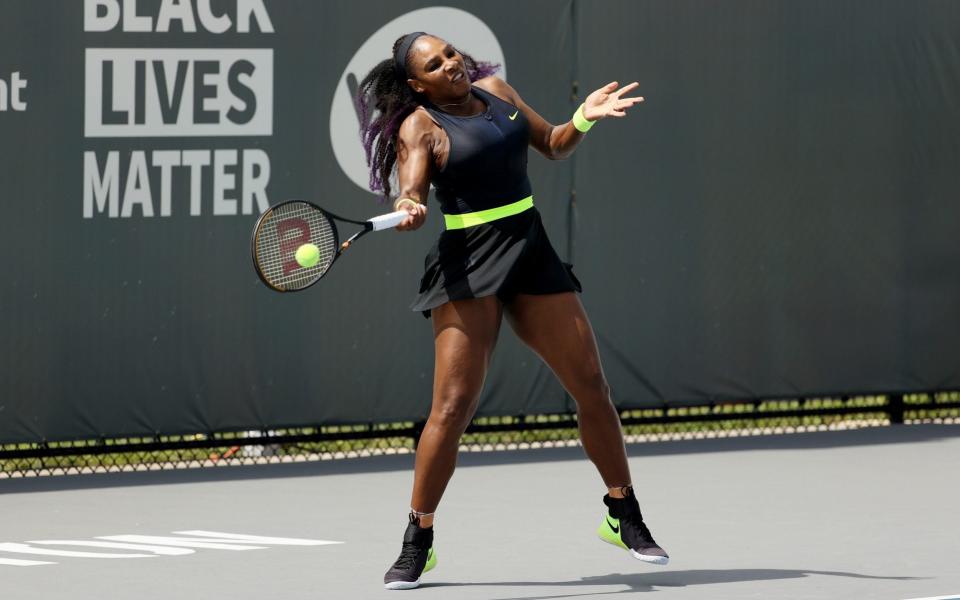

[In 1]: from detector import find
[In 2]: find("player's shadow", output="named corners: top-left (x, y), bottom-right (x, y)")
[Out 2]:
top-left (420, 568), bottom-right (927, 599)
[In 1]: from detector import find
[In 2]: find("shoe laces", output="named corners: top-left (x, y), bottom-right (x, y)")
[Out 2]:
top-left (622, 508), bottom-right (655, 542)
top-left (393, 542), bottom-right (422, 571)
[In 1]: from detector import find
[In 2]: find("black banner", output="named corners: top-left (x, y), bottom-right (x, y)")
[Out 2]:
top-left (2, 0), bottom-right (958, 444)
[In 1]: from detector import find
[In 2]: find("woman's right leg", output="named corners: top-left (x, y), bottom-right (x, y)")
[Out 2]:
top-left (410, 294), bottom-right (503, 524)
top-left (384, 296), bottom-right (502, 589)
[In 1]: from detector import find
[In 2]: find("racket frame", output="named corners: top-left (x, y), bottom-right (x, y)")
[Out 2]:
top-left (250, 200), bottom-right (380, 293)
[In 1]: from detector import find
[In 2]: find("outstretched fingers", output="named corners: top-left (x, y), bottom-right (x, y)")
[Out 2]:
top-left (583, 80), bottom-right (645, 120)
top-left (608, 95), bottom-right (644, 117)
top-left (612, 82), bottom-right (644, 107)
top-left (611, 81), bottom-right (640, 98)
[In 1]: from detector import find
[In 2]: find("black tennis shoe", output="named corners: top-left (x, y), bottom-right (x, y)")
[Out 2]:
top-left (597, 488), bottom-right (670, 565)
top-left (384, 516), bottom-right (437, 590)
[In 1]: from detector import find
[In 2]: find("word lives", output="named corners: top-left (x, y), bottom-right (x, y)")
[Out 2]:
top-left (85, 48), bottom-right (272, 137)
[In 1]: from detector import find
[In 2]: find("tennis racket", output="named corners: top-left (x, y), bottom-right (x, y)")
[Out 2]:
top-left (250, 200), bottom-right (408, 292)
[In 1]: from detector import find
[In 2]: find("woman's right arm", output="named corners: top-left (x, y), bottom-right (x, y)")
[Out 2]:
top-left (393, 110), bottom-right (435, 231)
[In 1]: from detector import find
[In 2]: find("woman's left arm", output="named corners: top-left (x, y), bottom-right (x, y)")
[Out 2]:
top-left (481, 77), bottom-right (644, 160)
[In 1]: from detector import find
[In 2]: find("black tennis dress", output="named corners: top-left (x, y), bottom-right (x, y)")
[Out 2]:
top-left (411, 85), bottom-right (581, 317)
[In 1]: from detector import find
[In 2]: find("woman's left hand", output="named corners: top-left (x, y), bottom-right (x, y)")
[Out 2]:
top-left (582, 81), bottom-right (644, 121)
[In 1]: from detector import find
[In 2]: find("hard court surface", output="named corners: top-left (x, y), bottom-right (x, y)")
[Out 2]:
top-left (1, 424), bottom-right (958, 600)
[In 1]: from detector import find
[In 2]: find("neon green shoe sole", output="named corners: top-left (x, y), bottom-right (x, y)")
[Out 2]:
top-left (597, 515), bottom-right (670, 565)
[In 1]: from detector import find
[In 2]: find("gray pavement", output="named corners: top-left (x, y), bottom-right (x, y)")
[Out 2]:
top-left (1, 424), bottom-right (958, 600)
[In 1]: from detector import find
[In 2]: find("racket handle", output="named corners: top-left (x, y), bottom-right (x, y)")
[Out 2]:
top-left (368, 210), bottom-right (410, 231)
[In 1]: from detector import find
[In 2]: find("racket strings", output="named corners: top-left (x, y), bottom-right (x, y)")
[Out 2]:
top-left (254, 202), bottom-right (337, 291)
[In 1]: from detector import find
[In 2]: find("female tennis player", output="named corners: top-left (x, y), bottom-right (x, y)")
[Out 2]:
top-left (356, 32), bottom-right (668, 590)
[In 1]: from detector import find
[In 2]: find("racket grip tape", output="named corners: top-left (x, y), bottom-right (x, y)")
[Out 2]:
top-left (368, 210), bottom-right (409, 231)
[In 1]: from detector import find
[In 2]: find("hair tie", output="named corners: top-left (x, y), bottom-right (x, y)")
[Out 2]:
top-left (394, 32), bottom-right (427, 78)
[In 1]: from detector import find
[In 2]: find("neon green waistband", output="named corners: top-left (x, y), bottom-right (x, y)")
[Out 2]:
top-left (443, 196), bottom-right (534, 230)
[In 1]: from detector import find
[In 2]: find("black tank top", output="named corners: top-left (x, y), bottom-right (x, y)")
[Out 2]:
top-left (423, 86), bottom-right (532, 216)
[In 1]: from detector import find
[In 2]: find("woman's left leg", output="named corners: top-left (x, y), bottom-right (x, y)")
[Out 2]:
top-left (504, 291), bottom-right (669, 563)
top-left (503, 292), bottom-right (630, 486)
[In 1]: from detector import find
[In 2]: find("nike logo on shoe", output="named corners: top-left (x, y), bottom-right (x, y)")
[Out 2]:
top-left (508, 110), bottom-right (519, 120)
top-left (606, 517), bottom-right (620, 534)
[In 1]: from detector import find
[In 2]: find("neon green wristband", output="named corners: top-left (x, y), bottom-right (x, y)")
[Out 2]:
top-left (572, 104), bottom-right (596, 133)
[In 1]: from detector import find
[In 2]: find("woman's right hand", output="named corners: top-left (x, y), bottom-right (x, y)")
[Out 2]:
top-left (395, 199), bottom-right (428, 231)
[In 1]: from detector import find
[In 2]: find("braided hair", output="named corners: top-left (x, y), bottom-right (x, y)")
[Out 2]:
top-left (355, 34), bottom-right (500, 199)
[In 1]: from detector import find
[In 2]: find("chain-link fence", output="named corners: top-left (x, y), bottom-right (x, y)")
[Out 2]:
top-left (2, 392), bottom-right (957, 478)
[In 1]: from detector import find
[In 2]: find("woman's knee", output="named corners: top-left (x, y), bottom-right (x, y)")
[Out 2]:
top-left (572, 369), bottom-right (612, 410)
top-left (428, 390), bottom-right (478, 432)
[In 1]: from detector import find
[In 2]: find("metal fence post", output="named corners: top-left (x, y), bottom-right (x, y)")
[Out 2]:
top-left (889, 393), bottom-right (905, 424)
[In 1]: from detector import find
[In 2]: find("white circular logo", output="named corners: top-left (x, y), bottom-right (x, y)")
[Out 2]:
top-left (330, 7), bottom-right (506, 195)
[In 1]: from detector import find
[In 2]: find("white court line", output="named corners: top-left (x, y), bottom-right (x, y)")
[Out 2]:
top-left (29, 541), bottom-right (195, 555)
top-left (1, 530), bottom-right (343, 568)
top-left (174, 531), bottom-right (343, 546)
top-left (96, 535), bottom-right (266, 550)
top-left (0, 558), bottom-right (56, 566)
top-left (0, 543), bottom-right (154, 559)
top-left (901, 595), bottom-right (960, 600)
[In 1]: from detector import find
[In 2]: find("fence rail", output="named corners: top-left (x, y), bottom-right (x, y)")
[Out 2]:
top-left (2, 392), bottom-right (958, 478)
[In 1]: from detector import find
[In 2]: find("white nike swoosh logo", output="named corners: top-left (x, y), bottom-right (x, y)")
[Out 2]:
top-left (508, 111), bottom-right (519, 120)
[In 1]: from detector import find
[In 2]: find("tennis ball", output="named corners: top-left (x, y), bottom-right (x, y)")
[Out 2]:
top-left (295, 243), bottom-right (321, 268)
